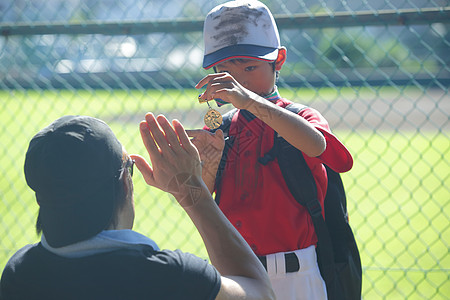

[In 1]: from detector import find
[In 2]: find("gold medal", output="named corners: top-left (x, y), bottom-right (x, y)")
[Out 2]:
top-left (198, 94), bottom-right (223, 129)
top-left (204, 107), bottom-right (222, 129)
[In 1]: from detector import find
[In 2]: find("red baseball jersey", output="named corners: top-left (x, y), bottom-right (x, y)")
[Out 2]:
top-left (215, 98), bottom-right (353, 256)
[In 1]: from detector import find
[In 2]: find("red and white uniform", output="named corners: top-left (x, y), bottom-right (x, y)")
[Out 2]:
top-left (216, 98), bottom-right (353, 256)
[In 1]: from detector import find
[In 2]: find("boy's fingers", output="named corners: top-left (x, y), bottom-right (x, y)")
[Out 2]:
top-left (195, 74), bottom-right (214, 89)
top-left (197, 73), bottom-right (235, 101)
top-left (215, 129), bottom-right (224, 140)
top-left (195, 73), bottom-right (228, 92)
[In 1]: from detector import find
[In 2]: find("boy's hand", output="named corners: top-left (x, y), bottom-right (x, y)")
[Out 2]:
top-left (186, 129), bottom-right (225, 180)
top-left (196, 73), bottom-right (259, 110)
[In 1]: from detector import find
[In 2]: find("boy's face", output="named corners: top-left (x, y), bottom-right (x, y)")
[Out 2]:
top-left (215, 59), bottom-right (276, 96)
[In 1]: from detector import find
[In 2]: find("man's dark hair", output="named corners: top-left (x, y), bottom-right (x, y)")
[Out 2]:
top-left (25, 115), bottom-right (124, 248)
top-left (35, 173), bottom-right (127, 235)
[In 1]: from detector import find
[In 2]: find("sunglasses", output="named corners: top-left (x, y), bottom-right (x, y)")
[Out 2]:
top-left (118, 157), bottom-right (135, 178)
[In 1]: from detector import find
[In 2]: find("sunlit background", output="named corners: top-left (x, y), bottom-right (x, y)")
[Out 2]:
top-left (1, 1), bottom-right (449, 299)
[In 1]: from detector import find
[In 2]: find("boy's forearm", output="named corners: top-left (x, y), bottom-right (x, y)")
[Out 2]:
top-left (247, 97), bottom-right (326, 157)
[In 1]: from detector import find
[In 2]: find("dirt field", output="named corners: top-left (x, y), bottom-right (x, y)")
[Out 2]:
top-left (164, 87), bottom-right (449, 132)
top-left (312, 88), bottom-right (449, 131)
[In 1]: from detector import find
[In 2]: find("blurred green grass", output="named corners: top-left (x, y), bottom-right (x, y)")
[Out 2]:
top-left (0, 89), bottom-right (448, 299)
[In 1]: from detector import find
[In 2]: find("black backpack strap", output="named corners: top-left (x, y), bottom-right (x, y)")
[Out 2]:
top-left (324, 165), bottom-right (362, 299)
top-left (213, 108), bottom-right (238, 205)
top-left (284, 102), bottom-right (307, 113)
top-left (276, 139), bottom-right (342, 299)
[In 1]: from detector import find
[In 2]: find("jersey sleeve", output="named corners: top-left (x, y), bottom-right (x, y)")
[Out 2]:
top-left (299, 107), bottom-right (353, 173)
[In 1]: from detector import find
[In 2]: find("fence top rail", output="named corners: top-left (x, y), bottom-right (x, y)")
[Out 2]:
top-left (1, 7), bottom-right (449, 37)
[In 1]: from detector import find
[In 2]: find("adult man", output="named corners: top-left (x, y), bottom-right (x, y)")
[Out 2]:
top-left (0, 114), bottom-right (274, 300)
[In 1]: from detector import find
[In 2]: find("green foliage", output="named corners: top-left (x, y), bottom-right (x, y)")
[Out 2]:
top-left (308, 27), bottom-right (439, 74)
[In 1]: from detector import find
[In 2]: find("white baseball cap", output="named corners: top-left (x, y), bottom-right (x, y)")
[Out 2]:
top-left (202, 0), bottom-right (281, 69)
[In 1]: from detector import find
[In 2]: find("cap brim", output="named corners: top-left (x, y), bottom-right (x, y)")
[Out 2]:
top-left (203, 45), bottom-right (279, 69)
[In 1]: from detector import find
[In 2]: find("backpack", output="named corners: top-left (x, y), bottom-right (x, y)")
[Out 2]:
top-left (212, 103), bottom-right (362, 300)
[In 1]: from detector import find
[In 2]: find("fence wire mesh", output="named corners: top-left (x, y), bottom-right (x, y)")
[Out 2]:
top-left (1, 0), bottom-right (449, 299)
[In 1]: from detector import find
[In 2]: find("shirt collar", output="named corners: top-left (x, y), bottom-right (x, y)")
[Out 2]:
top-left (263, 86), bottom-right (282, 102)
top-left (41, 229), bottom-right (159, 258)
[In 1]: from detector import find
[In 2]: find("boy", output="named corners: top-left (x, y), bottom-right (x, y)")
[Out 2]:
top-left (188, 1), bottom-right (353, 299)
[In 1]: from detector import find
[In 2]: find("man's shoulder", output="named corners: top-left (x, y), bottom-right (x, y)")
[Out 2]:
top-left (2, 243), bottom-right (40, 270)
top-left (2, 243), bottom-right (180, 275)
top-left (1, 243), bottom-right (41, 294)
top-left (1, 244), bottom-right (219, 300)
top-left (4, 243), bottom-right (206, 271)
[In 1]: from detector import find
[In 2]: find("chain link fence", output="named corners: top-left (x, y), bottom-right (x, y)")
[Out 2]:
top-left (1, 0), bottom-right (449, 299)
